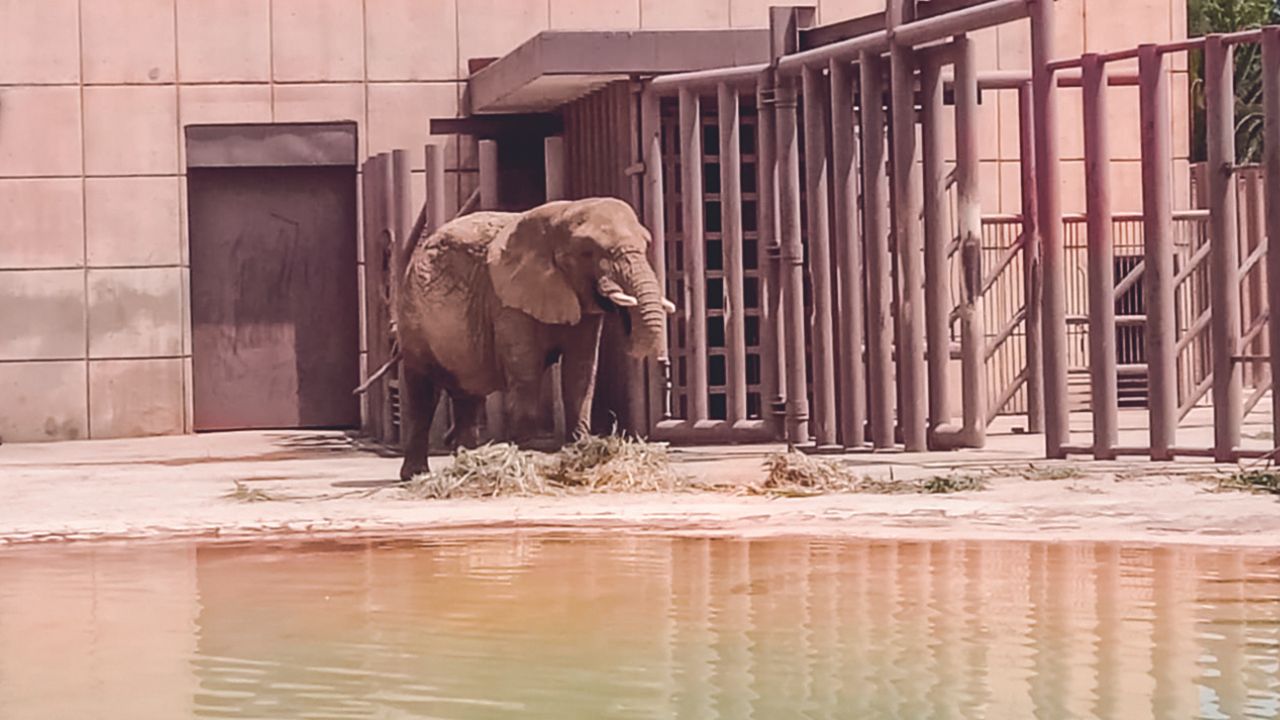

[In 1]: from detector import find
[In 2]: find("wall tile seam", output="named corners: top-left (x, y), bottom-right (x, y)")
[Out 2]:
top-left (0, 358), bottom-right (91, 365)
top-left (77, 0), bottom-right (92, 439)
top-left (0, 265), bottom-right (185, 273)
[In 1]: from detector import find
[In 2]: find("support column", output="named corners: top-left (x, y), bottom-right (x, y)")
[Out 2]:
top-left (1030, 0), bottom-right (1068, 458)
top-left (830, 59), bottom-right (866, 448)
top-left (1139, 45), bottom-right (1178, 459)
top-left (803, 66), bottom-right (839, 448)
top-left (860, 51), bottom-right (894, 449)
top-left (1205, 35), bottom-right (1242, 461)
top-left (757, 75), bottom-right (786, 439)
top-left (1082, 54), bottom-right (1118, 459)
top-left (679, 88), bottom-right (710, 422)
top-left (478, 139), bottom-right (506, 442)
top-left (920, 57), bottom-right (952, 445)
top-left (953, 34), bottom-right (987, 448)
top-left (424, 145), bottom-right (447, 236)
top-left (641, 89), bottom-right (671, 431)
top-left (718, 83), bottom-right (750, 426)
top-left (777, 70), bottom-right (812, 443)
top-left (1262, 28), bottom-right (1280, 443)
top-left (1018, 82), bottom-right (1045, 434)
top-left (544, 135), bottom-right (569, 444)
top-left (888, 0), bottom-right (926, 452)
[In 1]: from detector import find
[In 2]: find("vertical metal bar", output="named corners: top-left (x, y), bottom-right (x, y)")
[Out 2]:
top-left (757, 75), bottom-right (786, 438)
top-left (1139, 45), bottom-right (1178, 459)
top-left (1262, 27), bottom-right (1280, 443)
top-left (830, 59), bottom-right (866, 448)
top-left (361, 157), bottom-right (386, 441)
top-left (802, 65), bottom-right (839, 447)
top-left (679, 87), bottom-right (711, 422)
top-left (544, 135), bottom-right (569, 444)
top-left (1206, 35), bottom-right (1242, 460)
top-left (1030, 0), bottom-right (1068, 458)
top-left (1082, 53), bottom-right (1118, 460)
top-left (544, 135), bottom-right (567, 201)
top-left (624, 82), bottom-right (650, 437)
top-left (424, 145), bottom-right (447, 236)
top-left (378, 154), bottom-right (399, 444)
top-left (641, 89), bottom-right (670, 430)
top-left (718, 83), bottom-right (749, 425)
top-left (478, 139), bottom-right (505, 441)
top-left (888, 3), bottom-right (927, 452)
top-left (1018, 82), bottom-right (1045, 434)
top-left (777, 69), bottom-right (812, 443)
top-left (860, 51), bottom-right (894, 449)
top-left (953, 34), bottom-right (987, 448)
top-left (920, 56), bottom-right (952, 443)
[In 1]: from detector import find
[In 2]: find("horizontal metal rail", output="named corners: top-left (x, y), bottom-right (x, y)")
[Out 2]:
top-left (648, 63), bottom-right (768, 91)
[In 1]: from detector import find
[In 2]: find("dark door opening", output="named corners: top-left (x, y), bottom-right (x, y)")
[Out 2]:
top-left (188, 165), bottom-right (360, 431)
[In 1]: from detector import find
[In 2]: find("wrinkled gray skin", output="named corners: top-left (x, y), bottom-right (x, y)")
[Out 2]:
top-left (396, 198), bottom-right (670, 481)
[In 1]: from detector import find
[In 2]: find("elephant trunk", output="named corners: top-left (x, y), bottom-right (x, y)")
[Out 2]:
top-left (612, 251), bottom-right (668, 359)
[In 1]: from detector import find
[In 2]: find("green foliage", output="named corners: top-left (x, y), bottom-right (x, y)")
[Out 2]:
top-left (1187, 0), bottom-right (1279, 162)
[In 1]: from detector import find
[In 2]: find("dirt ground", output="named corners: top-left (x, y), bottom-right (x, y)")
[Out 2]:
top-left (2, 412), bottom-right (1279, 546)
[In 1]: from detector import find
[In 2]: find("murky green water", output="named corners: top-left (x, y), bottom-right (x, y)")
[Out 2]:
top-left (1, 535), bottom-right (1278, 719)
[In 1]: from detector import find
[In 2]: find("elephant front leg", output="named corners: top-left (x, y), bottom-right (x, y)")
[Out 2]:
top-left (399, 366), bottom-right (441, 482)
top-left (560, 316), bottom-right (603, 439)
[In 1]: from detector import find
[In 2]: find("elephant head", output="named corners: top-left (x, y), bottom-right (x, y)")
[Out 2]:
top-left (487, 198), bottom-right (674, 357)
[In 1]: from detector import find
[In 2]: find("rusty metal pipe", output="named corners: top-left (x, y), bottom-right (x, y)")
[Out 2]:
top-left (718, 83), bottom-right (749, 425)
top-left (1262, 27), bottom-right (1280, 443)
top-left (640, 90), bottom-right (671, 429)
top-left (756, 73), bottom-right (786, 439)
top-left (830, 59), bottom-right (866, 448)
top-left (678, 88), bottom-right (710, 422)
top-left (1138, 45), bottom-right (1178, 459)
top-left (802, 66), bottom-right (839, 448)
top-left (860, 51), bottom-right (895, 449)
top-left (1206, 35), bottom-right (1243, 460)
top-left (1082, 54), bottom-right (1118, 460)
top-left (1017, 82), bottom-right (1044, 435)
top-left (776, 72), bottom-right (812, 443)
top-left (921, 57), bottom-right (953, 445)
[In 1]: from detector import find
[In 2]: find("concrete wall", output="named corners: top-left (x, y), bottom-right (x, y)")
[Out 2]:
top-left (0, 0), bottom-right (1189, 443)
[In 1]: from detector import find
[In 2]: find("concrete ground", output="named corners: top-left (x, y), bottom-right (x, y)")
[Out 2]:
top-left (2, 407), bottom-right (1278, 546)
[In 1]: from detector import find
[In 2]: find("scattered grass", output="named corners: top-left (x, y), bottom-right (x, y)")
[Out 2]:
top-left (1015, 464), bottom-right (1083, 481)
top-left (223, 481), bottom-right (292, 503)
top-left (1210, 469), bottom-right (1280, 496)
top-left (402, 434), bottom-right (686, 499)
top-left (754, 451), bottom-right (988, 497)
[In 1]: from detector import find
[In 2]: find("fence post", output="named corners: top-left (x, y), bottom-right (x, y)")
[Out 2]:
top-left (641, 89), bottom-right (671, 431)
top-left (860, 51), bottom-right (895, 449)
top-left (544, 136), bottom-right (569, 444)
top-left (1262, 27), bottom-right (1280, 444)
top-left (1018, 81), bottom-right (1045, 434)
top-left (953, 34), bottom-right (987, 448)
top-left (777, 70), bottom-right (811, 444)
top-left (757, 73), bottom-right (786, 440)
top-left (921, 56), bottom-right (952, 445)
top-left (361, 156), bottom-right (387, 442)
top-left (1138, 45), bottom-right (1178, 460)
top-left (802, 66), bottom-right (839, 448)
top-left (1205, 35), bottom-right (1242, 460)
top-left (1030, 0), bottom-right (1068, 458)
top-left (889, 0), bottom-right (927, 452)
top-left (478, 139), bottom-right (506, 442)
top-left (1082, 53), bottom-right (1118, 459)
top-left (424, 145), bottom-right (447, 236)
top-left (830, 58), bottom-right (866, 448)
top-left (718, 83), bottom-right (750, 427)
top-left (678, 87), bottom-right (711, 423)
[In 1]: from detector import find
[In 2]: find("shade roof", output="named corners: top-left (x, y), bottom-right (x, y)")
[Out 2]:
top-left (466, 29), bottom-right (772, 114)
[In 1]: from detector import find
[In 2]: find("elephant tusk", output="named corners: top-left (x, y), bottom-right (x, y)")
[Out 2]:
top-left (661, 298), bottom-right (677, 314)
top-left (606, 291), bottom-right (639, 307)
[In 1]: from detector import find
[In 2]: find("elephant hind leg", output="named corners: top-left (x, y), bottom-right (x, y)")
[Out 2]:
top-left (445, 394), bottom-right (483, 450)
top-left (399, 366), bottom-right (441, 482)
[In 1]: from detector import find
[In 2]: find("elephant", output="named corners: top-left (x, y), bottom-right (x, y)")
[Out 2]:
top-left (395, 197), bottom-right (674, 481)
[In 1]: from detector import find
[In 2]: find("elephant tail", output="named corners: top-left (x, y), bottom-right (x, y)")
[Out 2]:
top-left (353, 343), bottom-right (404, 395)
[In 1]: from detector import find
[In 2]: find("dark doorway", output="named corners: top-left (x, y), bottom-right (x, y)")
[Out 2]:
top-left (188, 165), bottom-right (360, 431)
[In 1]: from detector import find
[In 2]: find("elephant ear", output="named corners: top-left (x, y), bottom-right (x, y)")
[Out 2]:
top-left (487, 211), bottom-right (581, 325)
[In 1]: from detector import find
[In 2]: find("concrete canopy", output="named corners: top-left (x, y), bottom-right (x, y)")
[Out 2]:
top-left (466, 29), bottom-right (771, 115)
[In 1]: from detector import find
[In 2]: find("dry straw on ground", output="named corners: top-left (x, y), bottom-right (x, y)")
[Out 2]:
top-left (758, 451), bottom-right (988, 497)
top-left (403, 434), bottom-right (686, 499)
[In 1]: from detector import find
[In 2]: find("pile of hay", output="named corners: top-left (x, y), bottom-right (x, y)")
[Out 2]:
top-left (755, 451), bottom-right (989, 497)
top-left (403, 434), bottom-right (686, 499)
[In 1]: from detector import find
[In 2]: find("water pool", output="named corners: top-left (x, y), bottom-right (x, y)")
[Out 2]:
top-left (1, 535), bottom-right (1277, 719)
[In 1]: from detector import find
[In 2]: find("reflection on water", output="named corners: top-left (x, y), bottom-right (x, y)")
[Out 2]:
top-left (1, 536), bottom-right (1278, 719)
